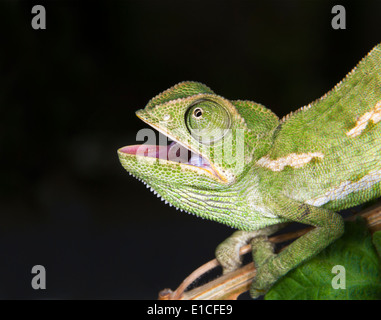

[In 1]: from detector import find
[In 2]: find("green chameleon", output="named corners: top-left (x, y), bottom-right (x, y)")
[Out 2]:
top-left (118, 44), bottom-right (381, 298)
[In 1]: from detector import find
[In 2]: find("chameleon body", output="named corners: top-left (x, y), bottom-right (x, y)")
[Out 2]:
top-left (118, 44), bottom-right (381, 298)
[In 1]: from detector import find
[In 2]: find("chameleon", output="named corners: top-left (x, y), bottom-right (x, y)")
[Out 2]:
top-left (118, 44), bottom-right (381, 298)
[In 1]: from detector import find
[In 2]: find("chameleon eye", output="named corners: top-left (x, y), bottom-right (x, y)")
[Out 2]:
top-left (186, 99), bottom-right (231, 144)
top-left (193, 108), bottom-right (203, 118)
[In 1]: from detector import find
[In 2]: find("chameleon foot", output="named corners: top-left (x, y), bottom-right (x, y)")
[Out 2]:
top-left (215, 225), bottom-right (284, 274)
top-left (215, 231), bottom-right (247, 274)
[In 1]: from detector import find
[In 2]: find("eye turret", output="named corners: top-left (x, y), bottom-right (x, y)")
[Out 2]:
top-left (186, 99), bottom-right (231, 144)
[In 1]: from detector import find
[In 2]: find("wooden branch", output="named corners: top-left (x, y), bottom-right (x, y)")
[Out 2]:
top-left (158, 201), bottom-right (381, 300)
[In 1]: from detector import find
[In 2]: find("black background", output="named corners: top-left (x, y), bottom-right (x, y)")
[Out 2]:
top-left (0, 0), bottom-right (380, 299)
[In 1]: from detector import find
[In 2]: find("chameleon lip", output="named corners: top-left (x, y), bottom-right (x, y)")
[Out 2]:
top-left (118, 112), bottom-right (228, 183)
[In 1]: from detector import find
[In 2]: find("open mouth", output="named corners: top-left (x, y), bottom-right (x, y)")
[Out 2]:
top-left (118, 134), bottom-right (226, 181)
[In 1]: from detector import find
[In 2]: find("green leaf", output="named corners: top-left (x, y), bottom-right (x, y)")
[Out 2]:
top-left (265, 218), bottom-right (381, 300)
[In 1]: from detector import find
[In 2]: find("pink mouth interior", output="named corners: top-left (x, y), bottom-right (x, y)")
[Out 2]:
top-left (119, 145), bottom-right (173, 160)
top-left (119, 142), bottom-right (211, 168)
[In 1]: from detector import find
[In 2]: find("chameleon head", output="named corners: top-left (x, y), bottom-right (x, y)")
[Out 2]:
top-left (117, 82), bottom-right (279, 221)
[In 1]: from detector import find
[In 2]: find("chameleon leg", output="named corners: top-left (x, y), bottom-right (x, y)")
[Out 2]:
top-left (250, 197), bottom-right (344, 298)
top-left (251, 236), bottom-right (276, 267)
top-left (215, 224), bottom-right (286, 274)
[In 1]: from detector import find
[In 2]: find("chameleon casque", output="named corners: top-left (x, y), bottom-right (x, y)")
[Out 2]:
top-left (118, 44), bottom-right (381, 298)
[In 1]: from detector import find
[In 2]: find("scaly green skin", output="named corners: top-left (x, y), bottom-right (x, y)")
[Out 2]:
top-left (118, 44), bottom-right (381, 298)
